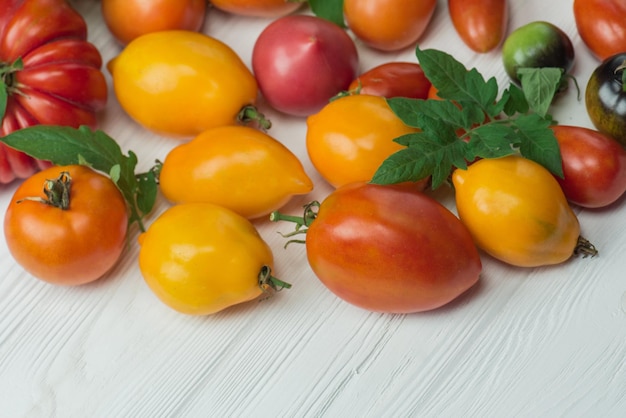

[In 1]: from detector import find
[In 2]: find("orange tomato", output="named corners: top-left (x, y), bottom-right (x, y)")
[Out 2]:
top-left (574, 0), bottom-right (626, 60)
top-left (343, 0), bottom-right (437, 51)
top-left (209, 0), bottom-right (303, 17)
top-left (448, 0), bottom-right (508, 53)
top-left (102, 0), bottom-right (207, 45)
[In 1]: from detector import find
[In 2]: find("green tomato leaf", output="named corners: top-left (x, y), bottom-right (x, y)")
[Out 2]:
top-left (307, 0), bottom-right (345, 27)
top-left (513, 114), bottom-right (563, 178)
top-left (467, 123), bottom-right (517, 159)
top-left (0, 85), bottom-right (7, 123)
top-left (517, 67), bottom-right (563, 117)
top-left (500, 83), bottom-right (530, 116)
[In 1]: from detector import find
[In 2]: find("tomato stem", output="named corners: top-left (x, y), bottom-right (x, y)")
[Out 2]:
top-left (270, 201), bottom-right (320, 247)
top-left (258, 265), bottom-right (292, 295)
top-left (573, 236), bottom-right (598, 258)
top-left (17, 171), bottom-right (72, 210)
top-left (238, 105), bottom-right (272, 131)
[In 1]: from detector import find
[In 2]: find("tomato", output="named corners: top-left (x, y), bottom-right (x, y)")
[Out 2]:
top-left (574, 0), bottom-right (626, 61)
top-left (272, 182), bottom-right (481, 313)
top-left (585, 52), bottom-right (626, 147)
top-left (102, 0), bottom-right (207, 45)
top-left (108, 30), bottom-right (260, 138)
top-left (448, 0), bottom-right (508, 53)
top-left (0, 0), bottom-right (108, 184)
top-left (159, 125), bottom-right (314, 219)
top-left (3, 165), bottom-right (128, 285)
top-left (550, 125), bottom-right (626, 208)
top-left (343, 0), bottom-right (436, 51)
top-left (138, 203), bottom-right (288, 315)
top-left (348, 62), bottom-right (432, 99)
top-left (209, 0), bottom-right (303, 17)
top-left (502, 21), bottom-right (575, 85)
top-left (252, 15), bottom-right (359, 117)
top-left (306, 94), bottom-right (422, 188)
top-left (452, 155), bottom-right (595, 267)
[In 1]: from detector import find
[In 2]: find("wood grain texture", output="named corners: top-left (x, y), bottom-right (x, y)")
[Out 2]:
top-left (1, 0), bottom-right (625, 417)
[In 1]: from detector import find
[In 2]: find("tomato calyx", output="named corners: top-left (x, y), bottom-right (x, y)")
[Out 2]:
top-left (258, 265), bottom-right (292, 296)
top-left (0, 58), bottom-right (24, 120)
top-left (17, 171), bottom-right (72, 210)
top-left (237, 105), bottom-right (272, 131)
top-left (573, 236), bottom-right (599, 258)
top-left (269, 201), bottom-right (320, 247)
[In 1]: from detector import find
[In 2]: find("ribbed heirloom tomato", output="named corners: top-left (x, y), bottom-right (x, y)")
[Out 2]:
top-left (4, 165), bottom-right (128, 285)
top-left (108, 30), bottom-right (260, 138)
top-left (159, 125), bottom-right (314, 219)
top-left (102, 0), bottom-right (207, 45)
top-left (0, 0), bottom-right (108, 183)
top-left (210, 0), bottom-right (303, 17)
top-left (273, 182), bottom-right (482, 313)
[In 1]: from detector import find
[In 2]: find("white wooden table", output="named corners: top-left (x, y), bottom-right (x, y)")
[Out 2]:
top-left (2, 1), bottom-right (625, 416)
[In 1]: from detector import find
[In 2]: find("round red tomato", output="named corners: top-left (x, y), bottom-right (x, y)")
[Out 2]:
top-left (551, 125), bottom-right (626, 208)
top-left (574, 0), bottom-right (626, 60)
top-left (102, 0), bottom-right (207, 45)
top-left (0, 0), bottom-right (108, 184)
top-left (3, 165), bottom-right (129, 285)
top-left (290, 182), bottom-right (482, 313)
top-left (210, 0), bottom-right (303, 17)
top-left (252, 14), bottom-right (359, 117)
top-left (344, 0), bottom-right (437, 51)
top-left (348, 62), bottom-right (432, 99)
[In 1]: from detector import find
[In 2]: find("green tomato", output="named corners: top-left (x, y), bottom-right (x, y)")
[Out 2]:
top-left (502, 21), bottom-right (575, 85)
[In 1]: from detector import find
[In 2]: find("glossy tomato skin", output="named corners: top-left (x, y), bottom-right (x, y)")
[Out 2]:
top-left (3, 165), bottom-right (128, 285)
top-left (138, 203), bottom-right (277, 315)
top-left (109, 30), bottom-right (258, 137)
top-left (348, 62), bottom-right (432, 99)
top-left (102, 0), bottom-right (207, 45)
top-left (0, 0), bottom-right (108, 183)
top-left (305, 182), bottom-right (481, 313)
top-left (210, 0), bottom-right (303, 17)
top-left (574, 0), bottom-right (626, 61)
top-left (452, 155), bottom-right (581, 267)
top-left (551, 125), bottom-right (626, 208)
top-left (306, 94), bottom-right (422, 188)
top-left (585, 53), bottom-right (626, 147)
top-left (448, 0), bottom-right (508, 53)
top-left (159, 125), bottom-right (313, 219)
top-left (344, 0), bottom-right (437, 51)
top-left (252, 15), bottom-right (359, 117)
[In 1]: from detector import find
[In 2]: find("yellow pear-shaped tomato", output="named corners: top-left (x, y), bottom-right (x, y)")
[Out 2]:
top-left (138, 203), bottom-right (288, 315)
top-left (452, 155), bottom-right (583, 267)
top-left (306, 94), bottom-right (420, 188)
top-left (108, 30), bottom-right (259, 137)
top-left (159, 126), bottom-right (314, 219)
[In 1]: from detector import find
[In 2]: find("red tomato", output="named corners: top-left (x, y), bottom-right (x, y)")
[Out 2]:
top-left (102, 0), bottom-right (207, 45)
top-left (551, 125), bottom-right (626, 208)
top-left (574, 0), bottom-right (626, 60)
top-left (348, 62), bottom-right (432, 99)
top-left (299, 182), bottom-right (481, 313)
top-left (209, 0), bottom-right (303, 17)
top-left (344, 0), bottom-right (437, 51)
top-left (0, 0), bottom-right (108, 184)
top-left (4, 165), bottom-right (129, 285)
top-left (252, 15), bottom-right (359, 117)
top-left (448, 0), bottom-right (508, 53)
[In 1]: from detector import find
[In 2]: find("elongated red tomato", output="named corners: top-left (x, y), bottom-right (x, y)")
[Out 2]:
top-left (574, 0), bottom-right (626, 60)
top-left (348, 62), bottom-right (432, 99)
top-left (448, 0), bottom-right (508, 53)
top-left (0, 0), bottom-right (108, 183)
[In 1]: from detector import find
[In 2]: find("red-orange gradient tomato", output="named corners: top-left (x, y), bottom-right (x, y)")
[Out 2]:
top-left (4, 165), bottom-right (128, 285)
top-left (448, 0), bottom-right (508, 53)
top-left (348, 62), bottom-right (432, 99)
top-left (304, 182), bottom-right (482, 313)
top-left (102, 0), bottom-right (207, 45)
top-left (344, 0), bottom-right (437, 51)
top-left (209, 0), bottom-right (303, 17)
top-left (574, 0), bottom-right (626, 60)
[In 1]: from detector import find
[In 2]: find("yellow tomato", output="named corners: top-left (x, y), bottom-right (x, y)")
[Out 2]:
top-left (159, 125), bottom-right (314, 219)
top-left (452, 155), bottom-right (583, 267)
top-left (108, 30), bottom-right (259, 137)
top-left (138, 203), bottom-right (288, 315)
top-left (306, 94), bottom-right (420, 188)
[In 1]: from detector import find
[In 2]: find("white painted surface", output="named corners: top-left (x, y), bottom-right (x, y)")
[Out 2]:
top-left (1, 1), bottom-right (625, 417)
